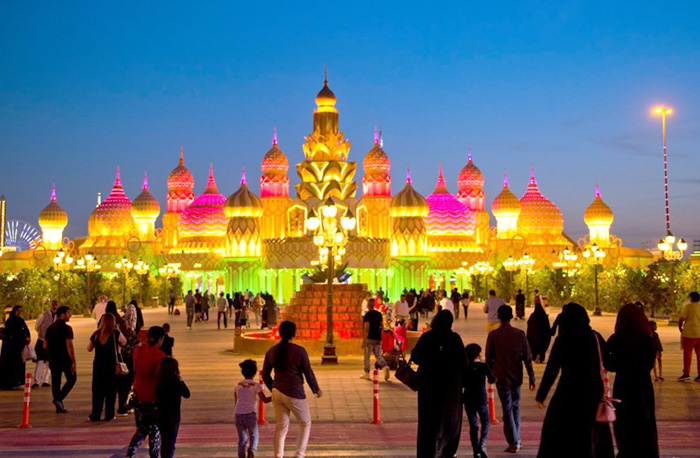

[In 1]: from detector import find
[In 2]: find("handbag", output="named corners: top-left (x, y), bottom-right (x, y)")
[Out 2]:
top-left (22, 343), bottom-right (37, 362)
top-left (395, 356), bottom-right (419, 391)
top-left (594, 331), bottom-right (620, 423)
top-left (114, 332), bottom-right (129, 376)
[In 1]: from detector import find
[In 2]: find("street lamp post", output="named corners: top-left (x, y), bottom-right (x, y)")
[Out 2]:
top-left (52, 248), bottom-right (74, 305)
top-left (134, 259), bottom-right (150, 306)
top-left (583, 243), bottom-right (606, 316)
top-left (503, 255), bottom-right (517, 301)
top-left (115, 257), bottom-right (134, 308)
top-left (75, 252), bottom-right (101, 314)
top-left (305, 199), bottom-right (356, 365)
top-left (521, 253), bottom-right (535, 302)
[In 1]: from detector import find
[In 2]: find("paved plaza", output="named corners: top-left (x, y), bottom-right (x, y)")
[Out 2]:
top-left (1, 303), bottom-right (699, 457)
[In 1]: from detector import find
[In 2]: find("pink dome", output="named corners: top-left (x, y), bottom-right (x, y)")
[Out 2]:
top-left (425, 165), bottom-right (474, 235)
top-left (178, 164), bottom-right (227, 239)
top-left (90, 167), bottom-right (135, 237)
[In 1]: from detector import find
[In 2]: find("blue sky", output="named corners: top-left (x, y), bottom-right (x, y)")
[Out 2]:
top-left (1, 1), bottom-right (699, 247)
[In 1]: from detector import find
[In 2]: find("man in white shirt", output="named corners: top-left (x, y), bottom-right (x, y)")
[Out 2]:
top-left (216, 292), bottom-right (229, 330)
top-left (484, 289), bottom-right (506, 334)
top-left (92, 295), bottom-right (108, 325)
top-left (394, 294), bottom-right (410, 321)
top-left (438, 290), bottom-right (455, 316)
top-left (360, 292), bottom-right (372, 317)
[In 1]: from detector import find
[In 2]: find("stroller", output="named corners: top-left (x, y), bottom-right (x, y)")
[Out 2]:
top-left (381, 328), bottom-right (403, 370)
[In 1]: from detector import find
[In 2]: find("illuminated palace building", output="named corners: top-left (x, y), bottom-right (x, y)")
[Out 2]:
top-left (8, 77), bottom-right (652, 301)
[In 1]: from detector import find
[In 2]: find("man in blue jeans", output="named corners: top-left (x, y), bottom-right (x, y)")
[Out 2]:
top-left (485, 305), bottom-right (536, 453)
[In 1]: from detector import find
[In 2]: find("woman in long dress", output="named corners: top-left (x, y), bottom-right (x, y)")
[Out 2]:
top-left (535, 303), bottom-right (614, 458)
top-left (527, 302), bottom-right (551, 363)
top-left (0, 305), bottom-right (30, 390)
top-left (607, 304), bottom-right (659, 458)
top-left (411, 309), bottom-right (466, 458)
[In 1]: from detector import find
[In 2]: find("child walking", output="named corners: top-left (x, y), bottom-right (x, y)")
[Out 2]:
top-left (463, 343), bottom-right (496, 458)
top-left (650, 321), bottom-right (664, 381)
top-left (156, 357), bottom-right (190, 458)
top-left (235, 359), bottom-right (271, 458)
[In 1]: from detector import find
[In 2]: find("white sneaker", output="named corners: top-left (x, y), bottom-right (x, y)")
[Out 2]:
top-left (360, 373), bottom-right (370, 380)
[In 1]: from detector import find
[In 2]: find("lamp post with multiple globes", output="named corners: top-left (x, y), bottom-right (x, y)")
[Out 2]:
top-left (583, 243), bottom-right (606, 316)
top-left (305, 198), bottom-right (356, 365)
top-left (75, 252), bottom-right (101, 313)
top-left (52, 248), bottom-right (74, 305)
top-left (115, 257), bottom-right (134, 308)
top-left (134, 259), bottom-right (150, 306)
top-left (503, 255), bottom-right (518, 301)
top-left (553, 248), bottom-right (578, 300)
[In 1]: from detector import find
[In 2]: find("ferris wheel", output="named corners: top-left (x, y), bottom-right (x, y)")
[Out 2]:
top-left (5, 220), bottom-right (42, 251)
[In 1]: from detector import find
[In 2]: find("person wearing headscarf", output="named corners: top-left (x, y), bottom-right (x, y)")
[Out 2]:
top-left (411, 309), bottom-right (466, 458)
top-left (535, 303), bottom-right (614, 458)
top-left (607, 304), bottom-right (659, 458)
top-left (527, 302), bottom-right (552, 363)
top-left (0, 306), bottom-right (31, 390)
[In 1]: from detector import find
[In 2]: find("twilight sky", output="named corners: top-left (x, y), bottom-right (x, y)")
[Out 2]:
top-left (1, 1), bottom-right (699, 248)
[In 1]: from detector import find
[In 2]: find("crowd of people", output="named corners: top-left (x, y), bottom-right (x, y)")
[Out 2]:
top-left (1, 286), bottom-right (700, 458)
top-left (179, 289), bottom-right (278, 331)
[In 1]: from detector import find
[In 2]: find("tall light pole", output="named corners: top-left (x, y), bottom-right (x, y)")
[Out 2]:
top-left (503, 255), bottom-right (517, 301)
top-left (134, 259), bottom-right (150, 306)
top-left (521, 253), bottom-right (535, 302)
top-left (583, 243), bottom-right (606, 316)
top-left (653, 106), bottom-right (687, 316)
top-left (305, 199), bottom-right (355, 365)
top-left (52, 248), bottom-right (74, 305)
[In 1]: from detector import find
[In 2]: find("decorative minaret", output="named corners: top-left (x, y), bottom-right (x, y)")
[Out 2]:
top-left (296, 70), bottom-right (357, 201)
top-left (38, 184), bottom-right (68, 249)
top-left (260, 129), bottom-right (292, 239)
top-left (491, 172), bottom-right (521, 240)
top-left (131, 172), bottom-right (160, 241)
top-left (584, 182), bottom-right (614, 245)
top-left (357, 128), bottom-right (392, 238)
top-left (457, 147), bottom-right (488, 243)
top-left (163, 146), bottom-right (195, 247)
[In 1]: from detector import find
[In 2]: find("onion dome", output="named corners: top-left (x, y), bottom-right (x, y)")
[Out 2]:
top-left (90, 167), bottom-right (135, 237)
top-left (517, 167), bottom-right (563, 234)
top-left (167, 146), bottom-right (194, 193)
top-left (584, 183), bottom-right (614, 225)
top-left (457, 148), bottom-right (484, 191)
top-left (390, 168), bottom-right (429, 218)
top-left (363, 127), bottom-right (391, 174)
top-left (225, 169), bottom-right (263, 218)
top-left (131, 172), bottom-right (160, 220)
top-left (425, 164), bottom-right (474, 235)
top-left (261, 128), bottom-right (289, 176)
top-left (315, 68), bottom-right (336, 107)
top-left (178, 163), bottom-right (227, 239)
top-left (38, 184), bottom-right (68, 229)
top-left (492, 172), bottom-right (521, 218)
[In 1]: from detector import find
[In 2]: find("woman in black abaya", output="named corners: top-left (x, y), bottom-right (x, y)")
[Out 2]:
top-left (535, 303), bottom-right (614, 458)
top-left (0, 306), bottom-right (31, 390)
top-left (527, 302), bottom-right (551, 363)
top-left (411, 310), bottom-right (465, 458)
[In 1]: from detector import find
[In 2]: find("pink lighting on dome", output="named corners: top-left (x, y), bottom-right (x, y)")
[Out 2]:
top-left (503, 171), bottom-right (509, 188)
top-left (91, 167), bottom-right (134, 236)
top-left (595, 181), bottom-right (601, 198)
top-left (406, 166), bottom-right (412, 184)
top-left (167, 146), bottom-right (195, 213)
top-left (426, 166), bottom-right (475, 236)
top-left (205, 162), bottom-right (219, 193)
top-left (142, 171), bottom-right (149, 190)
top-left (272, 127), bottom-right (278, 146)
top-left (241, 167), bottom-right (247, 185)
top-left (178, 165), bottom-right (227, 240)
top-left (374, 126), bottom-right (379, 145)
top-left (50, 183), bottom-right (56, 201)
top-left (467, 145), bottom-right (472, 162)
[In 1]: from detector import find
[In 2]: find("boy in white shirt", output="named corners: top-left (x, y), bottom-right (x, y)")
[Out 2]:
top-left (235, 360), bottom-right (271, 458)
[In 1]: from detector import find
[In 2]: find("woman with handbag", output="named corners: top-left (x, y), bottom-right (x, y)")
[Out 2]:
top-left (535, 303), bottom-right (614, 458)
top-left (0, 305), bottom-right (31, 390)
top-left (87, 313), bottom-right (126, 421)
top-left (411, 309), bottom-right (465, 458)
top-left (607, 304), bottom-right (659, 458)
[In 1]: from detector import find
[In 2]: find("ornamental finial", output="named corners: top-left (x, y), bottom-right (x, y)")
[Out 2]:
top-left (142, 171), bottom-right (149, 190)
top-left (468, 145), bottom-right (472, 162)
top-left (241, 167), bottom-right (247, 185)
top-left (272, 127), bottom-right (278, 146)
top-left (50, 183), bottom-right (56, 201)
top-left (115, 166), bottom-right (122, 186)
top-left (503, 171), bottom-right (509, 188)
top-left (179, 145), bottom-right (184, 165)
top-left (324, 63), bottom-right (328, 85)
top-left (406, 165), bottom-right (412, 184)
top-left (595, 180), bottom-right (601, 198)
top-left (374, 126), bottom-right (379, 145)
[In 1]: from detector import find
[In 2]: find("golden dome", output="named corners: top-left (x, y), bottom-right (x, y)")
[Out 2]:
top-left (261, 129), bottom-right (289, 176)
top-left (224, 170), bottom-right (263, 218)
top-left (584, 184), bottom-right (614, 225)
top-left (517, 169), bottom-right (563, 234)
top-left (315, 69), bottom-right (336, 107)
top-left (492, 172), bottom-right (521, 217)
top-left (91, 167), bottom-right (135, 237)
top-left (167, 146), bottom-right (194, 193)
top-left (458, 149), bottom-right (484, 191)
top-left (390, 169), bottom-right (429, 218)
top-left (131, 172), bottom-right (161, 220)
top-left (363, 128), bottom-right (391, 174)
top-left (38, 184), bottom-right (68, 229)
